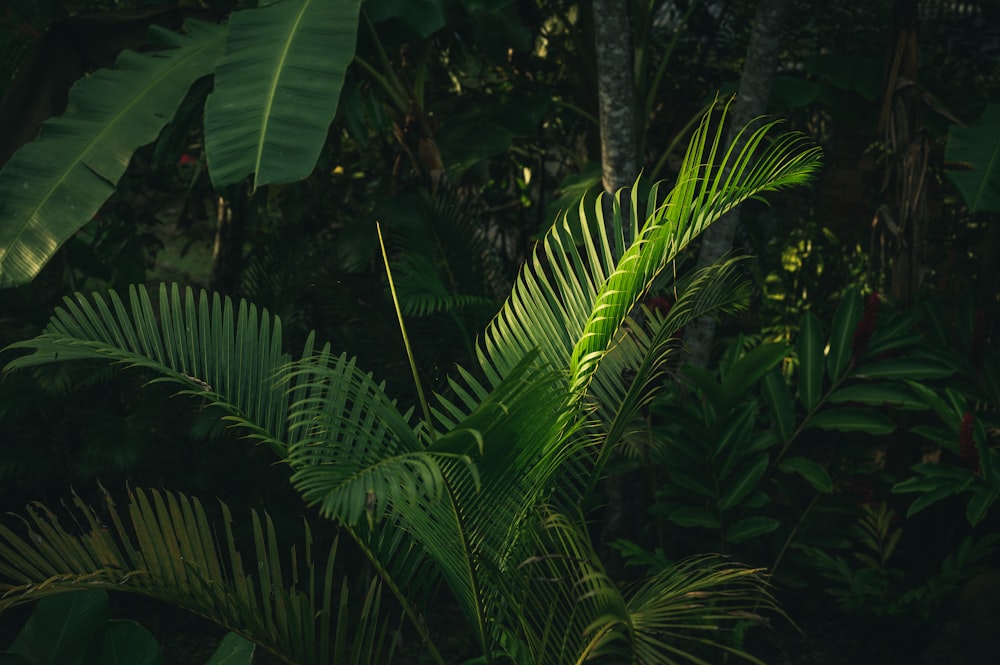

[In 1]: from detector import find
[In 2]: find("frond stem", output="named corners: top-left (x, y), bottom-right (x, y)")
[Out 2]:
top-left (377, 221), bottom-right (436, 442)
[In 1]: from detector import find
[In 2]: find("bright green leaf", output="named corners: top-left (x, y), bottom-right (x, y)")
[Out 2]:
top-left (0, 20), bottom-right (225, 288)
top-left (204, 0), bottom-right (362, 189)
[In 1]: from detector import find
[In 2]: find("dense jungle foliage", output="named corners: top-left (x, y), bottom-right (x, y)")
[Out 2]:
top-left (0, 1), bottom-right (997, 664)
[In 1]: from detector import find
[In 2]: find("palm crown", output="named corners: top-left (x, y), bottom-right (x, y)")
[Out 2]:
top-left (1, 103), bottom-right (821, 664)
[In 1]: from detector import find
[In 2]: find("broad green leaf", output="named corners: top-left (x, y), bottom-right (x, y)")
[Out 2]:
top-left (10, 591), bottom-right (110, 665)
top-left (796, 312), bottom-right (824, 410)
top-left (761, 369), bottom-right (794, 444)
top-left (966, 488), bottom-right (996, 526)
top-left (0, 20), bottom-right (225, 288)
top-left (203, 633), bottom-right (255, 665)
top-left (806, 407), bottom-right (895, 434)
top-left (910, 424), bottom-right (958, 448)
top-left (892, 475), bottom-right (950, 494)
top-left (779, 456), bottom-right (833, 493)
top-left (721, 342), bottom-right (789, 409)
top-left (364, 0), bottom-right (446, 40)
top-left (826, 290), bottom-right (862, 379)
top-left (204, 0), bottom-right (362, 189)
top-left (905, 484), bottom-right (960, 518)
top-left (945, 103), bottom-right (1000, 213)
top-left (83, 621), bottom-right (163, 665)
top-left (852, 358), bottom-right (954, 380)
top-left (828, 382), bottom-right (927, 410)
top-left (719, 453), bottom-right (769, 510)
top-left (682, 365), bottom-right (724, 412)
top-left (668, 507), bottom-right (720, 529)
top-left (726, 517), bottom-right (780, 544)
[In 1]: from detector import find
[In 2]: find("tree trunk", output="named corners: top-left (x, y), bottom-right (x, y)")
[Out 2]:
top-left (593, 0), bottom-right (638, 195)
top-left (683, 0), bottom-right (791, 368)
top-left (592, 0), bottom-right (640, 577)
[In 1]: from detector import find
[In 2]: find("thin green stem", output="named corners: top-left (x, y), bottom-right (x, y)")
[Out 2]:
top-left (377, 221), bottom-right (435, 442)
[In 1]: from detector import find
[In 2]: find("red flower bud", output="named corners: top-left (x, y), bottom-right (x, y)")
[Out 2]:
top-left (851, 291), bottom-right (881, 362)
top-left (958, 412), bottom-right (979, 472)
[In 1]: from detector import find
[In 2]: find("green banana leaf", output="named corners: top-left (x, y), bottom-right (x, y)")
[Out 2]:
top-left (946, 103), bottom-right (1000, 213)
top-left (204, 0), bottom-right (362, 189)
top-left (0, 20), bottom-right (225, 289)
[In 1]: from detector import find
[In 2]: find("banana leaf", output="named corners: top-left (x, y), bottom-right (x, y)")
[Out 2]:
top-left (204, 0), bottom-right (362, 189)
top-left (0, 20), bottom-right (225, 289)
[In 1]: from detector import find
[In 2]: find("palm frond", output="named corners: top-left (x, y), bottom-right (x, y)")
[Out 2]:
top-left (0, 488), bottom-right (392, 665)
top-left (585, 256), bottom-right (753, 484)
top-left (4, 283), bottom-right (298, 454)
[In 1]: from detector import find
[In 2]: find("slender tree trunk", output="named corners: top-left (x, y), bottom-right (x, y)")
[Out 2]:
top-left (683, 0), bottom-right (791, 368)
top-left (593, 0), bottom-right (638, 195)
top-left (592, 0), bottom-right (639, 577)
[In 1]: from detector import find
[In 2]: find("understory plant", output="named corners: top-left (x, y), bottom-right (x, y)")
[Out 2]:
top-left (0, 104), bottom-right (821, 663)
top-left (615, 287), bottom-right (999, 621)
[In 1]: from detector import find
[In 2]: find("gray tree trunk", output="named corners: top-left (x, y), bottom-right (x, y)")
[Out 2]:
top-left (684, 0), bottom-right (791, 368)
top-left (592, 0), bottom-right (639, 575)
top-left (593, 0), bottom-right (638, 195)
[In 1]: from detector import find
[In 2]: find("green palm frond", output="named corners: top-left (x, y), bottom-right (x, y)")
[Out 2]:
top-left (0, 488), bottom-right (391, 665)
top-left (508, 509), bottom-right (776, 665)
top-left (470, 105), bottom-right (819, 412)
top-left (4, 283), bottom-right (298, 454)
top-left (586, 256), bottom-right (753, 483)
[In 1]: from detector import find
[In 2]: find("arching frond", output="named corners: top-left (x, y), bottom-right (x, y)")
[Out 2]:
top-left (4, 283), bottom-right (301, 454)
top-left (507, 509), bottom-right (777, 665)
top-left (0, 488), bottom-right (392, 665)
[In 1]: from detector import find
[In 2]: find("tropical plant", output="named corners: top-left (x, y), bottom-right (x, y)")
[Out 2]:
top-left (0, 104), bottom-right (821, 663)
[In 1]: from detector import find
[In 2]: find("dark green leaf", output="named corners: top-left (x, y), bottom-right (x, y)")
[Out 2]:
top-left (828, 383), bottom-right (927, 410)
top-left (854, 359), bottom-right (954, 381)
top-left (726, 517), bottom-right (780, 544)
top-left (761, 369), bottom-right (794, 444)
top-left (945, 103), bottom-right (1000, 213)
top-left (10, 591), bottom-right (110, 665)
top-left (721, 342), bottom-right (789, 409)
top-left (83, 621), bottom-right (163, 665)
top-left (806, 407), bottom-right (895, 434)
top-left (779, 457), bottom-right (833, 493)
top-left (720, 454), bottom-right (769, 511)
top-left (910, 425), bottom-right (958, 448)
top-left (203, 633), bottom-right (255, 665)
top-left (905, 484), bottom-right (959, 518)
top-left (683, 365), bottom-right (724, 412)
top-left (796, 312), bottom-right (824, 410)
top-left (827, 290), bottom-right (862, 380)
top-left (668, 507), bottom-right (720, 529)
top-left (966, 488), bottom-right (997, 526)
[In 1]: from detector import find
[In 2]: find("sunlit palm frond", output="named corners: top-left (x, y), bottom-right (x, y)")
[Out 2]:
top-left (506, 509), bottom-right (777, 665)
top-left (4, 283), bottom-right (299, 453)
top-left (585, 256), bottom-right (753, 484)
top-left (0, 488), bottom-right (391, 665)
top-left (627, 556), bottom-right (779, 665)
